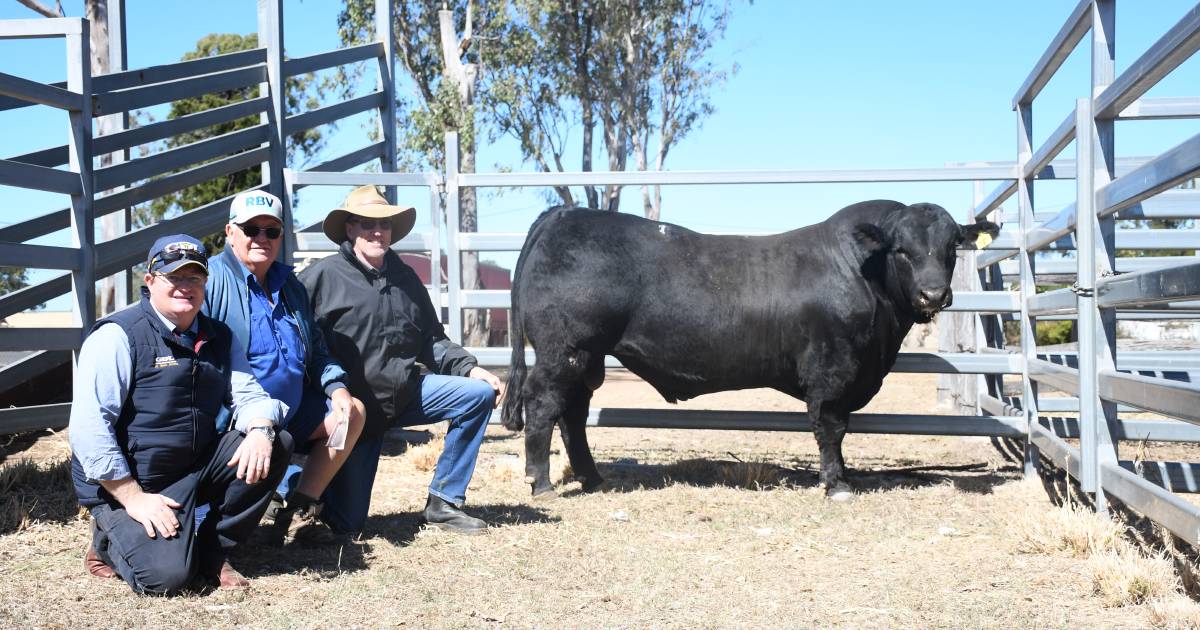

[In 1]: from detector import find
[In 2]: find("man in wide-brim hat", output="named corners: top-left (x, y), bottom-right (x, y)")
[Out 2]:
top-left (298, 185), bottom-right (504, 535)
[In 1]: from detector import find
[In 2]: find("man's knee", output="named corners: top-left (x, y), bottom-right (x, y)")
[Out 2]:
top-left (131, 560), bottom-right (192, 595)
top-left (268, 431), bottom-right (295, 483)
top-left (274, 430), bottom-right (295, 459)
top-left (348, 397), bottom-right (366, 438)
top-left (462, 378), bottom-right (496, 411)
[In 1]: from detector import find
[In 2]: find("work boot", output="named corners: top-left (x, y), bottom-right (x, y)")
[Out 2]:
top-left (263, 492), bottom-right (286, 523)
top-left (84, 521), bottom-right (117, 579)
top-left (273, 492), bottom-right (342, 546)
top-left (83, 545), bottom-right (116, 580)
top-left (202, 554), bottom-right (250, 590)
top-left (421, 494), bottom-right (488, 535)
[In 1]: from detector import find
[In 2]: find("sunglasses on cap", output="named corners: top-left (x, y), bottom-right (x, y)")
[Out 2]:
top-left (237, 223), bottom-right (283, 239)
top-left (149, 243), bottom-right (207, 270)
top-left (347, 218), bottom-right (393, 231)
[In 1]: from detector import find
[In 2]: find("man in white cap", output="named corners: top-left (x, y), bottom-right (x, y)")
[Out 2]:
top-left (299, 185), bottom-right (504, 535)
top-left (203, 189), bottom-right (365, 545)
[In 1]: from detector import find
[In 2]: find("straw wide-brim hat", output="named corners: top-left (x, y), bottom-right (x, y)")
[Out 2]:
top-left (322, 185), bottom-right (417, 246)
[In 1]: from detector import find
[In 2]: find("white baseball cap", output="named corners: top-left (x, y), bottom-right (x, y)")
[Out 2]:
top-left (229, 190), bottom-right (284, 224)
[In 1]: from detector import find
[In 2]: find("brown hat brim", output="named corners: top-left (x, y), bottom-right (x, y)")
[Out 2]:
top-left (322, 205), bottom-right (417, 246)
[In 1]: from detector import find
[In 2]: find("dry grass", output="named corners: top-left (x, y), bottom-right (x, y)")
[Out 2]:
top-left (1090, 549), bottom-right (1179, 607)
top-left (0, 458), bottom-right (82, 535)
top-left (1011, 497), bottom-right (1126, 557)
top-left (3, 371), bottom-right (1196, 629)
top-left (1148, 596), bottom-right (1200, 629)
top-left (1006, 480), bottom-right (1200, 622)
top-left (403, 435), bottom-right (445, 472)
top-left (663, 457), bottom-right (784, 489)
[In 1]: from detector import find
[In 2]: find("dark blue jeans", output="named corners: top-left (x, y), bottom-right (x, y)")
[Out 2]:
top-left (280, 374), bottom-right (494, 534)
top-left (91, 429), bottom-right (293, 594)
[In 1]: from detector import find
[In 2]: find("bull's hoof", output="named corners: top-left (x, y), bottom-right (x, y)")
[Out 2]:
top-left (825, 483), bottom-right (855, 502)
top-left (579, 476), bottom-right (605, 493)
top-left (531, 487), bottom-right (558, 501)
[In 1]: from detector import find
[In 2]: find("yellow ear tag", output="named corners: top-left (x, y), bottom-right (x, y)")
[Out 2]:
top-left (975, 232), bottom-right (993, 249)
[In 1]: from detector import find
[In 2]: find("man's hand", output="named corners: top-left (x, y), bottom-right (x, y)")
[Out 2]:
top-left (468, 366), bottom-right (505, 408)
top-left (99, 477), bottom-right (181, 539)
top-left (227, 420), bottom-right (275, 484)
top-left (330, 386), bottom-right (362, 429)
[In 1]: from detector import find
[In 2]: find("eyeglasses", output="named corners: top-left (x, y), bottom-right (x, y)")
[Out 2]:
top-left (153, 272), bottom-right (207, 288)
top-left (237, 223), bottom-right (283, 239)
top-left (347, 218), bottom-right (392, 231)
top-left (149, 246), bottom-right (208, 271)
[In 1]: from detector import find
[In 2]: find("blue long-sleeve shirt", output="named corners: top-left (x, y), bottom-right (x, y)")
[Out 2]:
top-left (68, 305), bottom-right (287, 483)
top-left (243, 261), bottom-right (306, 422)
top-left (204, 248), bottom-right (347, 431)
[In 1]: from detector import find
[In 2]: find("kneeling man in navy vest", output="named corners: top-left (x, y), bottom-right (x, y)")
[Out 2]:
top-left (69, 234), bottom-right (293, 593)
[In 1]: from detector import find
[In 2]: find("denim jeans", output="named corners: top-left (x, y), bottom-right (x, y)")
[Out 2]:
top-left (279, 374), bottom-right (495, 534)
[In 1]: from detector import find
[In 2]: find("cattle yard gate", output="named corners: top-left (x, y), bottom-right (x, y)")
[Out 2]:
top-left (3, 2), bottom-right (1200, 544)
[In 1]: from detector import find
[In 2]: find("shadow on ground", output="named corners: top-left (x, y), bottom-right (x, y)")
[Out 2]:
top-left (0, 458), bottom-right (80, 534)
top-left (0, 430), bottom-right (58, 466)
top-left (364, 503), bottom-right (560, 547)
top-left (557, 456), bottom-right (1022, 498)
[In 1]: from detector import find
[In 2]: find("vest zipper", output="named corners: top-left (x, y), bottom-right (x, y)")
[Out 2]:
top-left (191, 348), bottom-right (199, 453)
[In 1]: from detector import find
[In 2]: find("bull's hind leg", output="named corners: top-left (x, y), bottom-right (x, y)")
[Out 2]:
top-left (558, 387), bottom-right (603, 492)
top-left (809, 400), bottom-right (853, 502)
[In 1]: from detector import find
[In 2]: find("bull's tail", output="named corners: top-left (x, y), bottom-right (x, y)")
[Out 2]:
top-left (502, 206), bottom-right (573, 432)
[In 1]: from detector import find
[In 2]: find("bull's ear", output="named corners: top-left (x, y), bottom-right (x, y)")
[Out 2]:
top-left (852, 223), bottom-right (890, 256)
top-left (959, 220), bottom-right (1000, 249)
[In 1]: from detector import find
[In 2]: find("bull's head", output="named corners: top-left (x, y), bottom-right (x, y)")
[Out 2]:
top-left (855, 203), bottom-right (999, 324)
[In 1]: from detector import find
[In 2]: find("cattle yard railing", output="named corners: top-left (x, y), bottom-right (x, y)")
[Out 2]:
top-left (970, 0), bottom-right (1200, 544)
top-left (0, 0), bottom-right (399, 434)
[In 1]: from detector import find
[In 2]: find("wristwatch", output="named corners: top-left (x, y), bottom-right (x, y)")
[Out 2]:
top-left (248, 424), bottom-right (276, 442)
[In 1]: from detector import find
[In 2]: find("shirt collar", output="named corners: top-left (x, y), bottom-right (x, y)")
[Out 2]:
top-left (229, 249), bottom-right (293, 293)
top-left (148, 300), bottom-right (199, 336)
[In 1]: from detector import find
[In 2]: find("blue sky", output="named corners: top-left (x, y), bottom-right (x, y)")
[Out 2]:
top-left (2, 1), bottom-right (1199, 306)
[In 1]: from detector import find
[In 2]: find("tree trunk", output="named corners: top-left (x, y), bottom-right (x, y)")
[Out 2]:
top-left (577, 11), bottom-right (598, 209)
top-left (460, 147), bottom-right (489, 347)
top-left (439, 9), bottom-right (488, 346)
top-left (937, 249), bottom-right (980, 414)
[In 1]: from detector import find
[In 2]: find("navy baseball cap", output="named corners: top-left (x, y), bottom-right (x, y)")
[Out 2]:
top-left (147, 234), bottom-right (208, 274)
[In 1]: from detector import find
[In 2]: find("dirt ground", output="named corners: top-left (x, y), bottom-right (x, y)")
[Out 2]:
top-left (1, 370), bottom-right (1196, 628)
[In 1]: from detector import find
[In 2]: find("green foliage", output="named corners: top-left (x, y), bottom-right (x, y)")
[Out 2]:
top-left (1037, 320), bottom-right (1074, 345)
top-left (1002, 319), bottom-right (1075, 347)
top-left (338, 0), bottom-right (736, 214)
top-left (0, 267), bottom-right (29, 296)
top-left (139, 33), bottom-right (324, 252)
top-left (337, 1), bottom-right (494, 172)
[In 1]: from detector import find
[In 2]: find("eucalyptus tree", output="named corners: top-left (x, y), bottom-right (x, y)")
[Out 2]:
top-left (484, 0), bottom-right (734, 218)
top-left (337, 0), bottom-right (511, 346)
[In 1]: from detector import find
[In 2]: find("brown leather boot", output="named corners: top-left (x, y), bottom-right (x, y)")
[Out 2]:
top-left (83, 545), bottom-right (117, 580)
top-left (202, 555), bottom-right (250, 590)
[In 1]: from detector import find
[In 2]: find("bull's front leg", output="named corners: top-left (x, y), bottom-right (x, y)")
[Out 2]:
top-left (808, 399), bottom-right (853, 502)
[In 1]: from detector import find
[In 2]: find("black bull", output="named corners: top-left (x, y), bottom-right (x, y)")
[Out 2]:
top-left (501, 200), bottom-right (999, 500)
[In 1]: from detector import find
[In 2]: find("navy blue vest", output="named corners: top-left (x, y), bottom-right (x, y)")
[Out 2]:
top-left (72, 296), bottom-right (233, 508)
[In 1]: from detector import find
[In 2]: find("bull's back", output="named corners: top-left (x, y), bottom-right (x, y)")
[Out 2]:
top-left (516, 209), bottom-right (851, 398)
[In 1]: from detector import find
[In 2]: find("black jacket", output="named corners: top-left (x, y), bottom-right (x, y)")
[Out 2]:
top-left (299, 242), bottom-right (477, 438)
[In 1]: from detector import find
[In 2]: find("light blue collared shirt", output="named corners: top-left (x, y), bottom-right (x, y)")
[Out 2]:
top-left (68, 304), bottom-right (287, 483)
